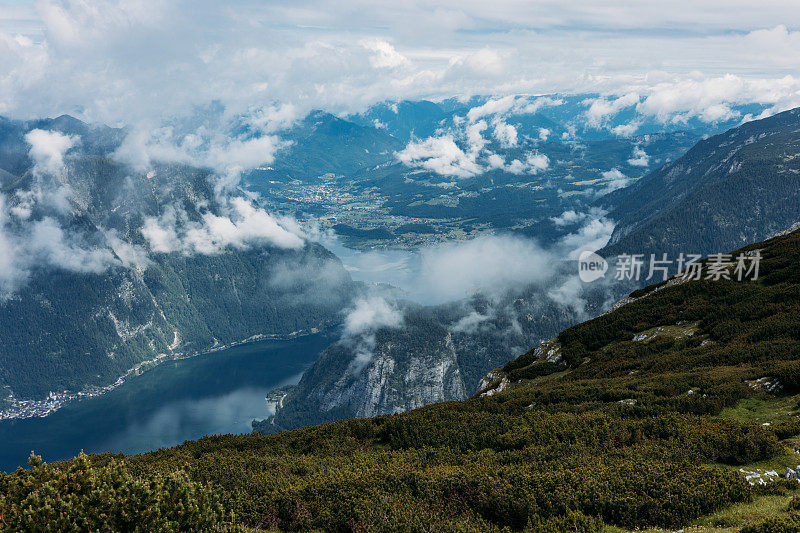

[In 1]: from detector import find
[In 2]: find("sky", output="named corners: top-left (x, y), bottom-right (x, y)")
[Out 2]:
top-left (1, 0), bottom-right (800, 127)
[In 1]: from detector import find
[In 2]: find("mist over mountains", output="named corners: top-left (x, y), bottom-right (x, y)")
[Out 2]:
top-left (258, 103), bottom-right (800, 432)
top-left (0, 93), bottom-right (797, 426)
top-left (0, 115), bottom-right (359, 401)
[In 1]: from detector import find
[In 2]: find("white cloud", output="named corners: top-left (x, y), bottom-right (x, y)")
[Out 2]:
top-left (584, 92), bottom-right (640, 127)
top-left (465, 120), bottom-right (488, 152)
top-left (627, 146), bottom-right (650, 166)
top-left (398, 125), bottom-right (550, 178)
top-left (493, 120), bottom-right (517, 147)
top-left (341, 294), bottom-right (404, 373)
top-left (1, 2), bottom-right (800, 128)
top-left (0, 193), bottom-right (122, 298)
top-left (360, 39), bottom-right (410, 69)
top-left (450, 310), bottom-right (492, 334)
top-left (611, 121), bottom-right (641, 137)
top-left (486, 153), bottom-right (505, 169)
top-left (396, 135), bottom-right (482, 178)
top-left (28, 217), bottom-right (117, 274)
top-left (105, 230), bottom-right (151, 270)
top-left (700, 103), bottom-right (739, 123)
top-left (551, 210), bottom-right (585, 227)
top-left (466, 95), bottom-right (518, 122)
top-left (514, 96), bottom-right (564, 115)
top-left (343, 296), bottom-right (404, 336)
top-left (538, 127), bottom-right (550, 141)
top-left (595, 168), bottom-right (631, 196)
top-left (633, 74), bottom-right (798, 123)
top-left (448, 47), bottom-right (506, 78)
top-left (526, 152), bottom-right (550, 173)
top-left (140, 207), bottom-right (181, 253)
top-left (417, 235), bottom-right (556, 301)
top-left (557, 217), bottom-right (615, 258)
top-left (547, 277), bottom-right (586, 314)
top-left (113, 125), bottom-right (289, 194)
top-left (466, 95), bottom-right (564, 123)
top-left (25, 129), bottom-right (78, 178)
top-left (141, 197), bottom-right (304, 255)
top-left (505, 158), bottom-right (525, 174)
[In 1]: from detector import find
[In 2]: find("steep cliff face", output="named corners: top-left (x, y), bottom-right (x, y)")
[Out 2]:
top-left (257, 287), bottom-right (594, 433)
top-left (309, 331), bottom-right (466, 419)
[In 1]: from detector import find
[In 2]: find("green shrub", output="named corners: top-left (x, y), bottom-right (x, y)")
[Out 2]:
top-left (0, 452), bottom-right (241, 532)
top-left (742, 511), bottom-right (800, 533)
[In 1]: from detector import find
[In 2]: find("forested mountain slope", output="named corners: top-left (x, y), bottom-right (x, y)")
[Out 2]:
top-left (600, 108), bottom-right (800, 258)
top-left (0, 118), bottom-right (359, 401)
top-left (4, 228), bottom-right (799, 531)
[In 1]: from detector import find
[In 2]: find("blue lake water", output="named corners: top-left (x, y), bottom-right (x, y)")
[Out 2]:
top-left (0, 333), bottom-right (333, 472)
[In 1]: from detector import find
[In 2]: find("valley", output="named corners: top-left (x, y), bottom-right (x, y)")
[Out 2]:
top-left (3, 2), bottom-right (800, 530)
top-left (246, 102), bottom-right (736, 251)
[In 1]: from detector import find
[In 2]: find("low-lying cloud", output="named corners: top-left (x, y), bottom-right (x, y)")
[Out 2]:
top-left (141, 197), bottom-right (304, 255)
top-left (627, 146), bottom-right (650, 167)
top-left (344, 296), bottom-right (404, 336)
top-left (25, 129), bottom-right (78, 178)
top-left (340, 295), bottom-right (404, 372)
top-left (416, 235), bottom-right (557, 302)
top-left (0, 123), bottom-right (310, 300)
top-left (0, 193), bottom-right (121, 298)
top-left (396, 136), bottom-right (483, 179)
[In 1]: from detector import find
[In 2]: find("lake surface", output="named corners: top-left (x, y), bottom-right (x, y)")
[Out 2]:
top-left (0, 333), bottom-right (333, 472)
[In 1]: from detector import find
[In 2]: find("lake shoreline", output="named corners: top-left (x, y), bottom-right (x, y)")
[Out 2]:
top-left (0, 327), bottom-right (337, 422)
top-left (0, 333), bottom-right (334, 472)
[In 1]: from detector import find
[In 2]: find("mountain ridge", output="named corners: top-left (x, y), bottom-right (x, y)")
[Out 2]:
top-left (599, 107), bottom-right (800, 259)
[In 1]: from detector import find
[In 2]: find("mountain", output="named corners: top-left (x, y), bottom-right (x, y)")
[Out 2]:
top-left (600, 108), bottom-right (800, 259)
top-left (350, 100), bottom-right (451, 140)
top-left (0, 117), bottom-right (359, 401)
top-left (6, 228), bottom-right (800, 531)
top-left (353, 96), bottom-right (767, 143)
top-left (244, 110), bottom-right (405, 185)
top-left (257, 281), bottom-right (616, 433)
top-left (248, 102), bottom-right (706, 250)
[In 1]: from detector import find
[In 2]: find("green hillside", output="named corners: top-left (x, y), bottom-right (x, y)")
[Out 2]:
top-left (2, 227), bottom-right (800, 531)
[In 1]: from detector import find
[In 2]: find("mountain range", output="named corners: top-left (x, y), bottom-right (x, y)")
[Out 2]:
top-left (245, 96), bottom-right (748, 250)
top-left (2, 99), bottom-right (798, 421)
top-left (257, 106), bottom-right (800, 433)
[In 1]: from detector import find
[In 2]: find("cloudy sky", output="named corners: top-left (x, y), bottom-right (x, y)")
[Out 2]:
top-left (1, 0), bottom-right (800, 126)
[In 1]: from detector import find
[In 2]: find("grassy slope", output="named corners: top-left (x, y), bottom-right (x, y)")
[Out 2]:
top-left (2, 229), bottom-right (800, 532)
